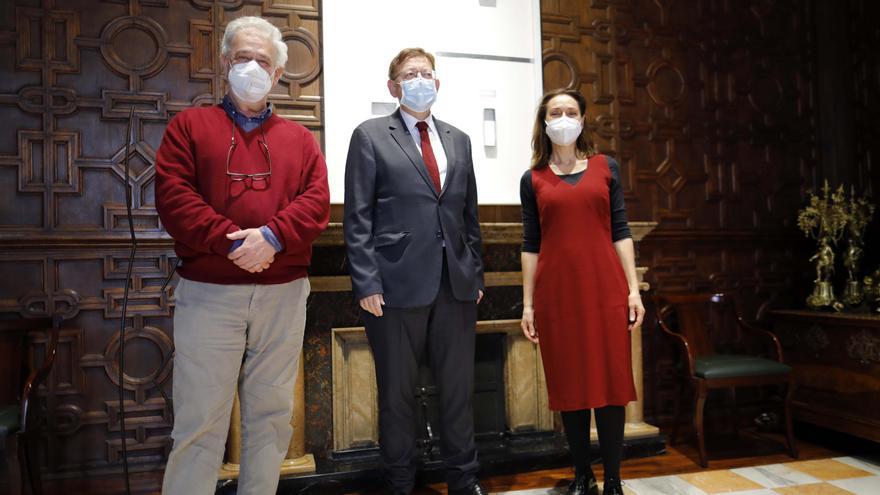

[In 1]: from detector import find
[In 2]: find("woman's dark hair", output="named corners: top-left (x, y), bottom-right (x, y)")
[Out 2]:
top-left (530, 88), bottom-right (596, 169)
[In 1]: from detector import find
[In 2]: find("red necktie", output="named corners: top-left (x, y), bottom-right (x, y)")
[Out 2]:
top-left (415, 121), bottom-right (442, 193)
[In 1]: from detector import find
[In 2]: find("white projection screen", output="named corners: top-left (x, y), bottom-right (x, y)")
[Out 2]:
top-left (322, 0), bottom-right (544, 204)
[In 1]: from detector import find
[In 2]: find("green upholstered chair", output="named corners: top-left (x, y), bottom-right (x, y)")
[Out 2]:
top-left (1, 315), bottom-right (61, 495)
top-left (654, 293), bottom-right (798, 467)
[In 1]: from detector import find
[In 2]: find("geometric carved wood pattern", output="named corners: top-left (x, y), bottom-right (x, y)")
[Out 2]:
top-left (0, 0), bottom-right (321, 477)
top-left (542, 0), bottom-right (817, 234)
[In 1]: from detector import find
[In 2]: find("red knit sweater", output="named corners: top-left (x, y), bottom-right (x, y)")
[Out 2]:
top-left (155, 105), bottom-right (330, 284)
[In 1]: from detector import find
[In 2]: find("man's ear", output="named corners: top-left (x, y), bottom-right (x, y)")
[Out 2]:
top-left (387, 79), bottom-right (401, 99)
top-left (272, 66), bottom-right (284, 85)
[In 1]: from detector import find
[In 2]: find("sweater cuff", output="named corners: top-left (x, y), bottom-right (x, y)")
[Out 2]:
top-left (215, 225), bottom-right (239, 255)
top-left (260, 225), bottom-right (283, 252)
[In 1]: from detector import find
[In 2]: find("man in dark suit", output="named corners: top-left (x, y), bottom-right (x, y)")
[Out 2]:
top-left (343, 48), bottom-right (485, 495)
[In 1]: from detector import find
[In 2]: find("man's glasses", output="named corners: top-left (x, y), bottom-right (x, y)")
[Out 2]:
top-left (226, 119), bottom-right (271, 189)
top-left (396, 69), bottom-right (436, 81)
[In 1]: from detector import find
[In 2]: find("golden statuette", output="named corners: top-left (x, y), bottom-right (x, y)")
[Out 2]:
top-left (797, 181), bottom-right (848, 310)
top-left (841, 187), bottom-right (875, 306)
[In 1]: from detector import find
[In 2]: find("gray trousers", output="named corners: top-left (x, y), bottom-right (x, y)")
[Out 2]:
top-left (161, 277), bottom-right (309, 495)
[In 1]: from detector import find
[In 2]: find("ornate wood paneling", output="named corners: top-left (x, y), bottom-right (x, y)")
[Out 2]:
top-left (0, 0), bottom-right (322, 477)
top-left (851, 1), bottom-right (880, 198)
top-left (849, 0), bottom-right (880, 273)
top-left (541, 0), bottom-right (817, 239)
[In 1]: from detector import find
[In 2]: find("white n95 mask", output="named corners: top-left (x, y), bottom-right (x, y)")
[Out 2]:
top-left (545, 115), bottom-right (583, 146)
top-left (228, 60), bottom-right (273, 104)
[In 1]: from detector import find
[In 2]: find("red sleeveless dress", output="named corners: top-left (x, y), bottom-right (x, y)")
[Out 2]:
top-left (531, 154), bottom-right (637, 411)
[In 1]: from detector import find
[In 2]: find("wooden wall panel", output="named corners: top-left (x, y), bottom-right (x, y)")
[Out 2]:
top-left (542, 0), bottom-right (817, 235)
top-left (851, 2), bottom-right (880, 197)
top-left (0, 0), bottom-right (322, 477)
top-left (849, 0), bottom-right (880, 273)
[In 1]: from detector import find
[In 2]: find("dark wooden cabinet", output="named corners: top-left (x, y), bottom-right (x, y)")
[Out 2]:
top-left (770, 310), bottom-right (880, 442)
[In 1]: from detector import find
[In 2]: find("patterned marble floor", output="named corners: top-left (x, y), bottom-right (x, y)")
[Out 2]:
top-left (495, 456), bottom-right (880, 495)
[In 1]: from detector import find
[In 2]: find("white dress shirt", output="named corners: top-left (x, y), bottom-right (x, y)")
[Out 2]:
top-left (399, 109), bottom-right (448, 189)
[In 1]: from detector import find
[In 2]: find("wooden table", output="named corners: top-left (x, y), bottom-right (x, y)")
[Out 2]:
top-left (770, 310), bottom-right (880, 442)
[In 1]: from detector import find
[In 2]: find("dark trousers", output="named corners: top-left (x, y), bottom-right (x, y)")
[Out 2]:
top-left (363, 263), bottom-right (479, 492)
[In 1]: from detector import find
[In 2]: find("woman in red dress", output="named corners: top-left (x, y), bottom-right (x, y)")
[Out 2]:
top-left (520, 88), bottom-right (645, 495)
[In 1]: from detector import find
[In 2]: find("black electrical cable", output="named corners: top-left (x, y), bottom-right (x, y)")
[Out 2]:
top-left (118, 107), bottom-right (135, 495)
top-left (161, 258), bottom-right (181, 293)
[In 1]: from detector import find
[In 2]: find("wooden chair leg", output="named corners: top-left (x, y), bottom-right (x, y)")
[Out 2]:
top-left (670, 380), bottom-right (684, 445)
top-left (6, 433), bottom-right (23, 495)
top-left (783, 379), bottom-right (798, 459)
top-left (24, 431), bottom-right (43, 495)
top-left (694, 383), bottom-right (708, 468)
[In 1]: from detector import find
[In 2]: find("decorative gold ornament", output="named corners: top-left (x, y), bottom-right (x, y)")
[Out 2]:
top-left (841, 187), bottom-right (875, 306)
top-left (797, 181), bottom-right (848, 310)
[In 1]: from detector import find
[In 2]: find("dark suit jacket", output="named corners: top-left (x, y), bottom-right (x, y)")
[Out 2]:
top-left (344, 109), bottom-right (484, 308)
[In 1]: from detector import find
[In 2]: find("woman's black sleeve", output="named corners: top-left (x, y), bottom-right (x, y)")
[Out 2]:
top-left (608, 157), bottom-right (632, 241)
top-left (520, 170), bottom-right (541, 253)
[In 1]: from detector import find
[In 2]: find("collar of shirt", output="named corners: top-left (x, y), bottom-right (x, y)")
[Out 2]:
top-left (399, 108), bottom-right (437, 136)
top-left (222, 94), bottom-right (273, 132)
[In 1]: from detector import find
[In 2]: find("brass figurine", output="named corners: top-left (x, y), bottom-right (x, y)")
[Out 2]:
top-left (797, 181), bottom-right (848, 310)
top-left (810, 236), bottom-right (835, 296)
top-left (841, 187), bottom-right (875, 306)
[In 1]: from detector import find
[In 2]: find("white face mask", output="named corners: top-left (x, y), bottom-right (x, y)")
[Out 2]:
top-left (400, 76), bottom-right (437, 113)
top-left (228, 60), bottom-right (274, 104)
top-left (544, 115), bottom-right (583, 146)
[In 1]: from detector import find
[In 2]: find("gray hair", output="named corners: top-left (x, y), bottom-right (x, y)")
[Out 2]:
top-left (220, 16), bottom-right (288, 70)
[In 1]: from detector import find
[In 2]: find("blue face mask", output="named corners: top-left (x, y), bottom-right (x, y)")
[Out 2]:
top-left (400, 76), bottom-right (437, 113)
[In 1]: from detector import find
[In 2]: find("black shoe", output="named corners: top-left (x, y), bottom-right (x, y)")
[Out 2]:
top-left (567, 474), bottom-right (599, 495)
top-left (602, 480), bottom-right (624, 495)
top-left (449, 482), bottom-right (487, 495)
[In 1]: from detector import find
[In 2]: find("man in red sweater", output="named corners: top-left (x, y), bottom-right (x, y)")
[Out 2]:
top-left (154, 16), bottom-right (329, 495)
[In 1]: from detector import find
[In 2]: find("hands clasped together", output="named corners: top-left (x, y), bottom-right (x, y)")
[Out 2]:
top-left (227, 228), bottom-right (276, 273)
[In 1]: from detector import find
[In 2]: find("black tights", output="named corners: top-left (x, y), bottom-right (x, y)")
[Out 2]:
top-left (560, 406), bottom-right (625, 484)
